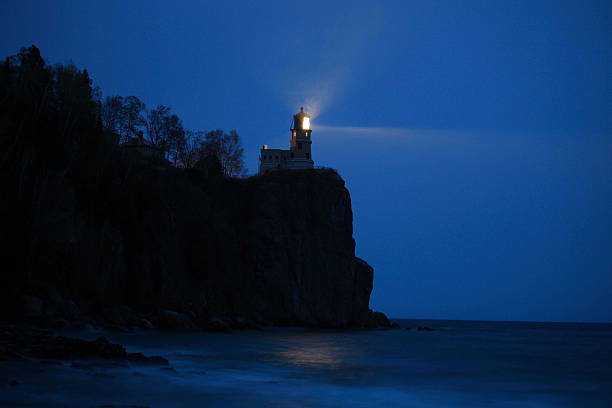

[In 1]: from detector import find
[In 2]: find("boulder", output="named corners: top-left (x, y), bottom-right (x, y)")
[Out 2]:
top-left (60, 300), bottom-right (84, 322)
top-left (156, 309), bottom-right (198, 331)
top-left (372, 311), bottom-right (392, 328)
top-left (203, 316), bottom-right (232, 332)
top-left (31, 336), bottom-right (127, 360)
top-left (22, 295), bottom-right (43, 318)
top-left (127, 352), bottom-right (169, 366)
top-left (231, 316), bottom-right (260, 330)
top-left (0, 325), bottom-right (167, 364)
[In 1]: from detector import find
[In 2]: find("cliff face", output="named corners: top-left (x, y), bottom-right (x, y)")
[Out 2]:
top-left (1, 154), bottom-right (379, 329)
top-left (245, 170), bottom-right (373, 327)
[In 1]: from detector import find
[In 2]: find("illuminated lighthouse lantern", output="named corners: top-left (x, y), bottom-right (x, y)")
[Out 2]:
top-left (259, 107), bottom-right (314, 174)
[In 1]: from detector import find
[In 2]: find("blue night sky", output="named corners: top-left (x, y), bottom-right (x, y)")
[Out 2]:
top-left (4, 0), bottom-right (611, 322)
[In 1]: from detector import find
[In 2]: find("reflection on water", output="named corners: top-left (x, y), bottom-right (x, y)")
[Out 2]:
top-left (277, 345), bottom-right (344, 369)
top-left (266, 332), bottom-right (352, 370)
top-left (2, 321), bottom-right (611, 408)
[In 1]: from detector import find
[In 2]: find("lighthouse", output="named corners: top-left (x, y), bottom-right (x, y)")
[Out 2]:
top-left (259, 107), bottom-right (314, 174)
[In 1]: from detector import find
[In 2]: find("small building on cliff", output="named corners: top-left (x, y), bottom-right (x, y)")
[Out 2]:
top-left (121, 131), bottom-right (164, 159)
top-left (259, 107), bottom-right (313, 174)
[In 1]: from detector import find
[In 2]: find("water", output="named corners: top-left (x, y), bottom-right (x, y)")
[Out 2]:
top-left (2, 320), bottom-right (611, 407)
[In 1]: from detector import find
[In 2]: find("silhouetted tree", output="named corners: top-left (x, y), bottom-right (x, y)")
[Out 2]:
top-left (100, 95), bottom-right (145, 142)
top-left (202, 129), bottom-right (224, 157)
top-left (163, 113), bottom-right (185, 165)
top-left (1, 56), bottom-right (10, 93)
top-left (122, 96), bottom-right (146, 142)
top-left (201, 129), bottom-right (246, 177)
top-left (101, 96), bottom-right (123, 136)
top-left (145, 104), bottom-right (171, 147)
top-left (180, 130), bottom-right (205, 168)
top-left (222, 130), bottom-right (246, 177)
top-left (52, 63), bottom-right (97, 139)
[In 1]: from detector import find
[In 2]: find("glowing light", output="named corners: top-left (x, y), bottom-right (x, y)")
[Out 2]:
top-left (263, 144), bottom-right (268, 149)
top-left (303, 117), bottom-right (310, 130)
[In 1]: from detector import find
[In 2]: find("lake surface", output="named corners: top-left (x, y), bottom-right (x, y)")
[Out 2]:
top-left (2, 319), bottom-right (611, 407)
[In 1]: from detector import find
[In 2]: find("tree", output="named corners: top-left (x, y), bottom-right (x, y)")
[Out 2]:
top-left (201, 129), bottom-right (246, 177)
top-left (52, 63), bottom-right (95, 123)
top-left (1, 56), bottom-right (10, 88)
top-left (202, 129), bottom-right (223, 158)
top-left (222, 130), bottom-right (246, 177)
top-left (145, 104), bottom-right (171, 147)
top-left (0, 57), bottom-right (12, 104)
top-left (100, 95), bottom-right (146, 142)
top-left (121, 96), bottom-right (146, 142)
top-left (144, 105), bottom-right (185, 162)
top-left (180, 130), bottom-right (205, 168)
top-left (14, 45), bottom-right (50, 112)
top-left (163, 113), bottom-right (185, 165)
top-left (101, 96), bottom-right (123, 135)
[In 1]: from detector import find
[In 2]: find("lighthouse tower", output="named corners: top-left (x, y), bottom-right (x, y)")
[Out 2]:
top-left (288, 106), bottom-right (313, 168)
top-left (259, 107), bottom-right (314, 174)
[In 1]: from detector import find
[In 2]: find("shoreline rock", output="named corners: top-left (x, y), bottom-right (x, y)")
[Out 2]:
top-left (0, 325), bottom-right (168, 366)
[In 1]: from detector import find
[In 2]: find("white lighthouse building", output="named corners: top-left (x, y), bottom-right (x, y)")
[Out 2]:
top-left (259, 107), bottom-right (314, 174)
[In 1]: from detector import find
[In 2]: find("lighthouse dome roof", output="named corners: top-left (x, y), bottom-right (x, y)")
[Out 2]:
top-left (294, 106), bottom-right (309, 118)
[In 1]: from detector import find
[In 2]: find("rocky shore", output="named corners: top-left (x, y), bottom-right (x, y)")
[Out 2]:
top-left (0, 325), bottom-right (169, 365)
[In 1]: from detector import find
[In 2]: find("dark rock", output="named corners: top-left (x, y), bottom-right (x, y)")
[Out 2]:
top-left (2, 137), bottom-right (385, 329)
top-left (71, 362), bottom-right (94, 370)
top-left (127, 352), bottom-right (169, 366)
top-left (405, 327), bottom-right (412, 330)
top-left (8, 380), bottom-right (19, 386)
top-left (23, 281), bottom-right (64, 317)
top-left (59, 300), bottom-right (85, 323)
top-left (203, 316), bottom-right (232, 333)
top-left (417, 327), bottom-right (435, 331)
top-left (0, 325), bottom-right (168, 366)
top-left (31, 336), bottom-right (127, 360)
top-left (372, 311), bottom-right (392, 328)
top-left (157, 309), bottom-right (198, 331)
top-left (97, 406), bottom-right (150, 408)
top-left (231, 316), bottom-right (261, 330)
top-left (99, 305), bottom-right (143, 329)
top-left (49, 318), bottom-right (69, 328)
top-left (104, 324), bottom-right (132, 333)
top-left (0, 324), bottom-right (124, 360)
top-left (22, 295), bottom-right (43, 318)
top-left (138, 318), bottom-right (155, 329)
top-left (390, 322), bottom-right (401, 329)
top-left (40, 360), bottom-right (62, 365)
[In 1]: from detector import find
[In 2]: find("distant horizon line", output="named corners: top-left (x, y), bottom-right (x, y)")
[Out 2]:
top-left (389, 317), bottom-right (612, 324)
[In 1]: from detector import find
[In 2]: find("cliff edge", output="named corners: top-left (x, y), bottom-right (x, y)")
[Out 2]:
top-left (1, 152), bottom-right (386, 329)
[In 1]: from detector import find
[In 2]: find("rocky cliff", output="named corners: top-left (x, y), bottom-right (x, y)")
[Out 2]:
top-left (1, 150), bottom-right (384, 330)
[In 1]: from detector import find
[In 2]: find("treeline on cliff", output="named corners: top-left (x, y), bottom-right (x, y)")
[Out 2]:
top-left (0, 46), bottom-right (385, 330)
top-left (0, 45), bottom-right (246, 175)
top-left (0, 45), bottom-right (245, 323)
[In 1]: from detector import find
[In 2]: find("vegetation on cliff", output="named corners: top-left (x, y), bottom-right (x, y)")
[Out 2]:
top-left (0, 46), bottom-right (385, 330)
